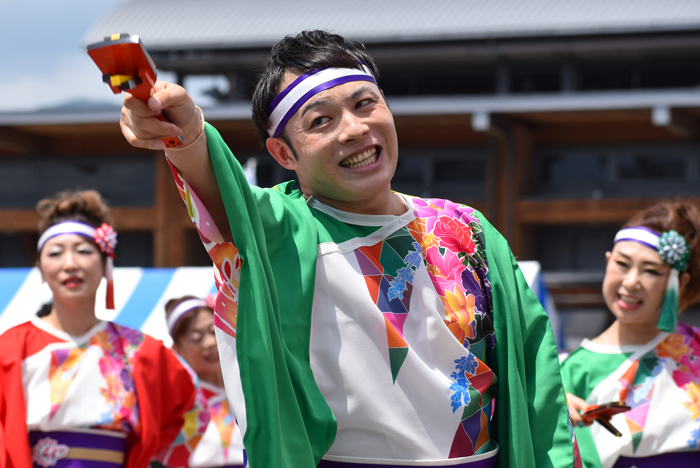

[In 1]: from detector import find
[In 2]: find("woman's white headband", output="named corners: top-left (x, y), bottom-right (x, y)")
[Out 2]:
top-left (38, 222), bottom-right (97, 252)
top-left (613, 227), bottom-right (660, 252)
top-left (167, 298), bottom-right (209, 335)
top-left (267, 66), bottom-right (376, 138)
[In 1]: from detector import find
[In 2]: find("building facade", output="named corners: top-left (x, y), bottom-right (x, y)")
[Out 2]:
top-left (2, 0), bottom-right (700, 342)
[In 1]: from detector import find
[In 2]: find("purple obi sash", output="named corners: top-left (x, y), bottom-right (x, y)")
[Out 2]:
top-left (613, 451), bottom-right (700, 468)
top-left (29, 430), bottom-right (125, 468)
top-left (316, 448), bottom-right (498, 468)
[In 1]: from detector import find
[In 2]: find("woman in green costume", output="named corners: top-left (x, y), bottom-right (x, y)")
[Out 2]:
top-left (561, 201), bottom-right (700, 468)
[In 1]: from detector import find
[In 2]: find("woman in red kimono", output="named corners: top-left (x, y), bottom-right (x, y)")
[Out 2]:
top-left (0, 189), bottom-right (208, 468)
top-left (166, 295), bottom-right (244, 468)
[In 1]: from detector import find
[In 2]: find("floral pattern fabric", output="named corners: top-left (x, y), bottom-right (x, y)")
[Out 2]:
top-left (43, 322), bottom-right (142, 433)
top-left (562, 323), bottom-right (700, 467)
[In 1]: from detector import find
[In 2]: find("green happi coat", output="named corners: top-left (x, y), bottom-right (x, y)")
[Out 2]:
top-left (173, 123), bottom-right (578, 468)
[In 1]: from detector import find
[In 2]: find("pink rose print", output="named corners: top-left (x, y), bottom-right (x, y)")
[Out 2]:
top-left (433, 216), bottom-right (476, 255)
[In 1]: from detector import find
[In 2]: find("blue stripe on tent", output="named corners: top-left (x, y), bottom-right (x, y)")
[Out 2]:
top-left (0, 268), bottom-right (33, 318)
top-left (115, 269), bottom-right (176, 329)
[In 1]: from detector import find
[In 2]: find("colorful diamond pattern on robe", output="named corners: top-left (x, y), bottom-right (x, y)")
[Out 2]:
top-left (448, 357), bottom-right (494, 458)
top-left (355, 230), bottom-right (422, 383)
top-left (210, 398), bottom-right (235, 454)
top-left (617, 352), bottom-right (660, 453)
top-left (48, 347), bottom-right (88, 420)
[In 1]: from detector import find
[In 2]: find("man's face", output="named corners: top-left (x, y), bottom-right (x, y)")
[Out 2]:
top-left (270, 71), bottom-right (399, 214)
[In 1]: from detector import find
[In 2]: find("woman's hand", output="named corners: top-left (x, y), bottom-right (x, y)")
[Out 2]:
top-left (567, 393), bottom-right (592, 428)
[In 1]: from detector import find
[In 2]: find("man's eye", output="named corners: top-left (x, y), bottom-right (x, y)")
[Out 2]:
top-left (311, 116), bottom-right (329, 128)
top-left (189, 331), bottom-right (203, 342)
top-left (616, 261), bottom-right (629, 268)
top-left (356, 98), bottom-right (373, 109)
top-left (645, 269), bottom-right (662, 276)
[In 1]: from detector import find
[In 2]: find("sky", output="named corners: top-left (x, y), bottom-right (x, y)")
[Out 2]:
top-left (0, 0), bottom-right (222, 113)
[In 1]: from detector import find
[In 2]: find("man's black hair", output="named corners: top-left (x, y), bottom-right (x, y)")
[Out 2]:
top-left (251, 30), bottom-right (380, 146)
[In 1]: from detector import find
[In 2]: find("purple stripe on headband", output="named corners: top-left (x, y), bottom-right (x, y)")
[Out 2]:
top-left (268, 68), bottom-right (323, 114)
top-left (272, 74), bottom-right (377, 137)
top-left (30, 430), bottom-right (126, 452)
top-left (614, 238), bottom-right (659, 252)
top-left (317, 457), bottom-right (496, 468)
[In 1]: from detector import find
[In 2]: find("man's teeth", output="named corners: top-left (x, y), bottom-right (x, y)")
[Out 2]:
top-left (341, 148), bottom-right (377, 168)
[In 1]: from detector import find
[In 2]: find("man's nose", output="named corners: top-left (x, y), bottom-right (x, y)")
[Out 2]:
top-left (338, 110), bottom-right (369, 143)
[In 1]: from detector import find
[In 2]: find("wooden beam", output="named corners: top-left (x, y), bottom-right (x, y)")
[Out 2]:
top-left (0, 210), bottom-right (37, 232)
top-left (516, 198), bottom-right (700, 225)
top-left (0, 128), bottom-right (43, 154)
top-left (0, 208), bottom-right (156, 233)
top-left (651, 107), bottom-right (700, 139)
top-left (111, 208), bottom-right (158, 231)
top-left (484, 135), bottom-right (500, 229)
top-left (153, 153), bottom-right (190, 267)
top-left (508, 123), bottom-right (535, 257)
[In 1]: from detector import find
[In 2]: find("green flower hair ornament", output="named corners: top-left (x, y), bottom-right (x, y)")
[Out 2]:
top-left (658, 230), bottom-right (691, 272)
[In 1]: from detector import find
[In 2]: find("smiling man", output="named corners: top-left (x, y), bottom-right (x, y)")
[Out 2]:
top-left (120, 30), bottom-right (579, 468)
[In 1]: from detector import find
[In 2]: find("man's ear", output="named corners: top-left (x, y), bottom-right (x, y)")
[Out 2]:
top-left (266, 137), bottom-right (297, 171)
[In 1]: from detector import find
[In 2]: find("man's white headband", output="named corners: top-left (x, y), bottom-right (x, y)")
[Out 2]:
top-left (267, 66), bottom-right (376, 138)
top-left (167, 298), bottom-right (208, 335)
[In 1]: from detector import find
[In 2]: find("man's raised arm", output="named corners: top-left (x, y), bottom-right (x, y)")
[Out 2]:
top-left (120, 81), bottom-right (231, 241)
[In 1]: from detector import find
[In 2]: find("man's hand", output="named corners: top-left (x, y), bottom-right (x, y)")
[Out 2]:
top-left (567, 393), bottom-right (593, 428)
top-left (120, 81), bottom-right (201, 150)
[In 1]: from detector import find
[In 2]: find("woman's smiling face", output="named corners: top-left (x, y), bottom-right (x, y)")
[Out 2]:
top-left (602, 241), bottom-right (670, 328)
top-left (38, 233), bottom-right (104, 304)
top-left (173, 309), bottom-right (220, 378)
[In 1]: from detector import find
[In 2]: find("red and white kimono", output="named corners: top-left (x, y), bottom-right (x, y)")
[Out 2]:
top-left (0, 318), bottom-right (208, 468)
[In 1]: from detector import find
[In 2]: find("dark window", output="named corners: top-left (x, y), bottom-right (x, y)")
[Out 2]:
top-left (394, 148), bottom-right (486, 202)
top-left (533, 144), bottom-right (700, 199)
top-left (113, 232), bottom-right (153, 267)
top-left (511, 67), bottom-right (560, 93)
top-left (536, 226), bottom-right (619, 272)
top-left (0, 233), bottom-right (37, 267)
top-left (580, 67), bottom-right (633, 91)
top-left (617, 155), bottom-right (685, 180)
top-left (184, 229), bottom-right (214, 266)
top-left (0, 156), bottom-right (155, 209)
top-left (380, 65), bottom-right (496, 96)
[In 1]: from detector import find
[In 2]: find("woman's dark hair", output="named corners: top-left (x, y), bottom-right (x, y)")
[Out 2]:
top-left (37, 189), bottom-right (112, 234)
top-left (251, 29), bottom-right (380, 144)
top-left (36, 302), bottom-right (53, 318)
top-left (623, 200), bottom-right (700, 311)
top-left (165, 295), bottom-right (213, 344)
